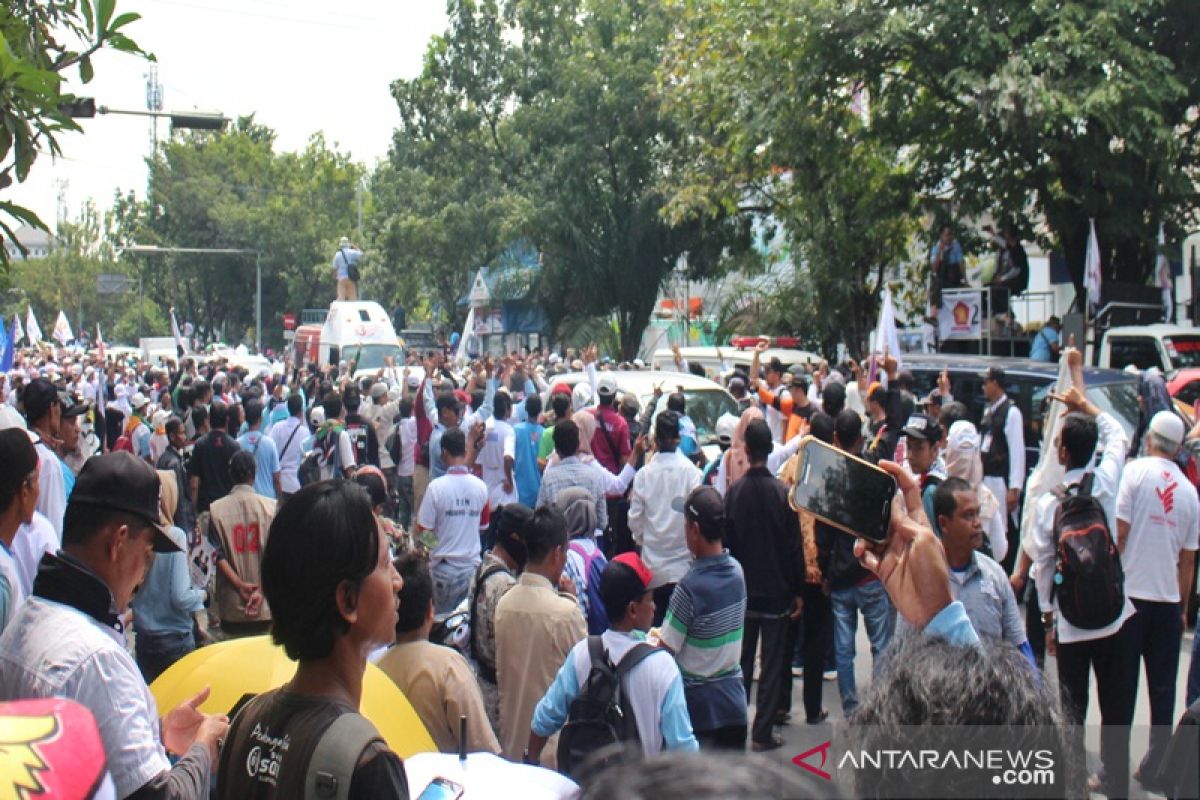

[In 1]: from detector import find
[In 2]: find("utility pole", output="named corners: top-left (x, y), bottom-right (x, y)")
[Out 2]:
top-left (145, 65), bottom-right (163, 151)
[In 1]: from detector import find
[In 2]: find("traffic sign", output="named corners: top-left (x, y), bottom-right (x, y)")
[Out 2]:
top-left (97, 274), bottom-right (132, 294)
top-left (282, 313), bottom-right (296, 331)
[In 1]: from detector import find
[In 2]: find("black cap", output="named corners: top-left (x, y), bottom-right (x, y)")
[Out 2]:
top-left (979, 366), bottom-right (1006, 385)
top-left (61, 393), bottom-right (88, 418)
top-left (672, 485), bottom-right (725, 536)
top-left (788, 366), bottom-right (808, 389)
top-left (902, 413), bottom-right (943, 442)
top-left (21, 378), bottom-right (64, 424)
top-left (69, 452), bottom-right (179, 552)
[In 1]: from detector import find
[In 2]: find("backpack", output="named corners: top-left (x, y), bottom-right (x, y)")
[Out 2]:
top-left (557, 636), bottom-right (657, 779)
top-left (113, 432), bottom-right (134, 453)
top-left (340, 247), bottom-right (360, 283)
top-left (303, 712), bottom-right (381, 800)
top-left (345, 420), bottom-right (370, 467)
top-left (568, 541), bottom-right (610, 635)
top-left (299, 432), bottom-right (339, 487)
top-left (468, 561), bottom-right (511, 682)
top-left (1050, 473), bottom-right (1125, 630)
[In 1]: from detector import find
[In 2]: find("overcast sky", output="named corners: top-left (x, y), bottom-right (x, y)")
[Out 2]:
top-left (12, 0), bottom-right (448, 229)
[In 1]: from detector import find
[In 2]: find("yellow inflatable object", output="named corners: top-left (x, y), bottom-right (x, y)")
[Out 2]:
top-left (150, 636), bottom-right (435, 757)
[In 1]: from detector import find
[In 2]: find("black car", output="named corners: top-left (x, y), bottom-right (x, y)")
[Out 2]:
top-left (901, 354), bottom-right (1141, 473)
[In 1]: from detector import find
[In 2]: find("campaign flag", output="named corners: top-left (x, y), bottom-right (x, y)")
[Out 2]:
top-left (1084, 218), bottom-right (1102, 311)
top-left (13, 314), bottom-right (24, 346)
top-left (0, 314), bottom-right (10, 372)
top-left (26, 307), bottom-right (42, 346)
top-left (872, 288), bottom-right (902, 364)
top-left (96, 323), bottom-right (106, 362)
top-left (454, 306), bottom-right (477, 366)
top-left (170, 307), bottom-right (187, 357)
top-left (52, 310), bottom-right (73, 345)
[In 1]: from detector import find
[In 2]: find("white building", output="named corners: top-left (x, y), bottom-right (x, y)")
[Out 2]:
top-left (3, 225), bottom-right (54, 260)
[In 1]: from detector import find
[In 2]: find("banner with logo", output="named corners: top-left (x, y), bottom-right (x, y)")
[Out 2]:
top-left (937, 289), bottom-right (983, 340)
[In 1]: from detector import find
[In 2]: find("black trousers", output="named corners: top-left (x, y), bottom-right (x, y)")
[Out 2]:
top-left (695, 724), bottom-right (747, 751)
top-left (1123, 598), bottom-right (1185, 779)
top-left (1056, 624), bottom-right (1135, 798)
top-left (652, 583), bottom-right (677, 628)
top-left (801, 584), bottom-right (833, 720)
top-left (741, 611), bottom-right (790, 745)
top-left (1023, 581), bottom-right (1046, 671)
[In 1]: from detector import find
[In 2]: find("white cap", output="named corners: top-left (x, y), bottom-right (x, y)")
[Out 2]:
top-left (310, 406), bottom-right (326, 426)
top-left (632, 358), bottom-right (645, 369)
top-left (1149, 410), bottom-right (1185, 446)
top-left (130, 392), bottom-right (150, 410)
top-left (339, 236), bottom-right (350, 247)
top-left (946, 420), bottom-right (980, 454)
top-left (715, 412), bottom-right (739, 444)
top-left (597, 375), bottom-right (618, 397)
top-left (406, 375), bottom-right (420, 389)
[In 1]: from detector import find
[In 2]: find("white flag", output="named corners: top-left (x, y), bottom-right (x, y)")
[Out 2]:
top-left (454, 307), bottom-right (477, 366)
top-left (1084, 218), bottom-right (1102, 310)
top-left (13, 314), bottom-right (24, 345)
top-left (170, 307), bottom-right (187, 357)
top-left (1020, 352), bottom-right (1077, 552)
top-left (26, 307), bottom-right (42, 346)
top-left (52, 311), bottom-right (73, 345)
top-left (872, 288), bottom-right (902, 364)
top-left (96, 323), bottom-right (106, 361)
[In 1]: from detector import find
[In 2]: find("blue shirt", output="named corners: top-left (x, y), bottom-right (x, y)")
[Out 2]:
top-left (1030, 326), bottom-right (1059, 362)
top-left (130, 526), bottom-right (206, 636)
top-left (333, 247), bottom-right (361, 280)
top-left (513, 420), bottom-right (544, 507)
top-left (929, 240), bottom-right (963, 266)
top-left (237, 431), bottom-right (280, 499)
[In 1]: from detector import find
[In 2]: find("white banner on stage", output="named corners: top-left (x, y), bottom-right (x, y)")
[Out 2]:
top-left (937, 289), bottom-right (983, 340)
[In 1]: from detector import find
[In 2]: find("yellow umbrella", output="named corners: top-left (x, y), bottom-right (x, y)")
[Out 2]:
top-left (150, 636), bottom-right (435, 757)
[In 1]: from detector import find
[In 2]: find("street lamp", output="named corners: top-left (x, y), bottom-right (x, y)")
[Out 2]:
top-left (62, 100), bottom-right (230, 132)
top-left (122, 245), bottom-right (262, 351)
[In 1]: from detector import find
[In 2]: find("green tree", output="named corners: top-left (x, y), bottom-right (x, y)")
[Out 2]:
top-left (0, 0), bottom-right (150, 266)
top-left (118, 119), bottom-right (363, 348)
top-left (664, 0), bottom-right (1200, 318)
top-left (377, 0), bottom-right (752, 358)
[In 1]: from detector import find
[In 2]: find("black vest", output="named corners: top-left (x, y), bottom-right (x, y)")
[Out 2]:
top-left (980, 397), bottom-right (1012, 481)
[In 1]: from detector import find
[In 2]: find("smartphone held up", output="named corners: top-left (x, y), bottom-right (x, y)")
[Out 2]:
top-left (790, 437), bottom-right (897, 544)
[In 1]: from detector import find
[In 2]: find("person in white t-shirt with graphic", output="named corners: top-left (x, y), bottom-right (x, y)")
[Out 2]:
top-left (1115, 410), bottom-right (1199, 791)
top-left (415, 427), bottom-right (490, 616)
top-left (477, 392), bottom-right (517, 509)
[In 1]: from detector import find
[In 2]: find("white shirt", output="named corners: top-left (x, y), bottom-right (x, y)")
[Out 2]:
top-left (0, 596), bottom-right (171, 797)
top-left (1116, 456), bottom-right (1200, 603)
top-left (396, 417), bottom-right (417, 477)
top-left (317, 427), bottom-right (356, 480)
top-left (478, 417), bottom-right (516, 493)
top-left (1028, 412), bottom-right (1133, 644)
top-left (418, 467), bottom-right (489, 568)
top-left (11, 512), bottom-right (56, 596)
top-left (981, 395), bottom-right (1026, 492)
top-left (268, 416), bottom-right (306, 493)
top-left (713, 436), bottom-right (802, 496)
top-left (32, 440), bottom-right (65, 537)
top-left (629, 450), bottom-right (702, 587)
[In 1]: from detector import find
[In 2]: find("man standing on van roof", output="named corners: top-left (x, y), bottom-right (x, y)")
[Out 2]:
top-left (332, 236), bottom-right (361, 302)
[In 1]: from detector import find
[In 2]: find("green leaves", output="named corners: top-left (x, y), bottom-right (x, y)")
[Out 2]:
top-left (0, 0), bottom-right (152, 270)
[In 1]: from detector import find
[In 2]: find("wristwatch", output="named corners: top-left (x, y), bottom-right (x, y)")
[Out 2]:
top-left (1040, 611), bottom-right (1055, 626)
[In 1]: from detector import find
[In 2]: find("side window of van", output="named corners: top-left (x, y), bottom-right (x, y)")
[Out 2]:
top-left (1108, 337), bottom-right (1162, 371)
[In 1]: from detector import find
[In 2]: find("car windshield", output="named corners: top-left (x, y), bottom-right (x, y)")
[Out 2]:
top-left (641, 389), bottom-right (739, 445)
top-left (1086, 382), bottom-right (1141, 439)
top-left (346, 343), bottom-right (404, 371)
top-left (1166, 336), bottom-right (1200, 369)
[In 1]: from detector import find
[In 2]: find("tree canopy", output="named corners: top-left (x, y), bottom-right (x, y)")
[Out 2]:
top-left (0, 0), bottom-right (150, 266)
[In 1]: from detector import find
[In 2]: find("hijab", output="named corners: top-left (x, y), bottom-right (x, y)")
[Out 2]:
top-left (573, 410), bottom-right (597, 457)
top-left (724, 407), bottom-right (763, 488)
top-left (556, 486), bottom-right (598, 539)
top-left (157, 469), bottom-right (178, 528)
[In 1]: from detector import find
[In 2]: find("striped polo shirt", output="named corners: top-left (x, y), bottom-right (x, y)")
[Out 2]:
top-left (660, 551), bottom-right (748, 732)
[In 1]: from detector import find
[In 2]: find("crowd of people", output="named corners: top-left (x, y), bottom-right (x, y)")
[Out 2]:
top-left (0, 329), bottom-right (1196, 799)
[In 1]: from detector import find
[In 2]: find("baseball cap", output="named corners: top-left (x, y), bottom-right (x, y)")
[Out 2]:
top-left (21, 378), bottom-right (65, 424)
top-left (789, 366), bottom-right (808, 389)
top-left (370, 383), bottom-right (388, 401)
top-left (902, 413), bottom-right (943, 442)
top-left (979, 366), bottom-right (1006, 385)
top-left (1149, 410), bottom-right (1185, 446)
top-left (672, 485), bottom-right (725, 537)
top-left (61, 395), bottom-right (88, 418)
top-left (714, 412), bottom-right (739, 445)
top-left (69, 452), bottom-right (179, 552)
top-left (129, 392), bottom-right (150, 411)
top-left (597, 374), bottom-right (618, 398)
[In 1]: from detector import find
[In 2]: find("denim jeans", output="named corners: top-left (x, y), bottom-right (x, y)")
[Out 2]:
top-left (431, 559), bottom-right (477, 616)
top-left (831, 579), bottom-right (895, 715)
top-left (135, 629), bottom-right (195, 684)
top-left (395, 474), bottom-right (414, 529)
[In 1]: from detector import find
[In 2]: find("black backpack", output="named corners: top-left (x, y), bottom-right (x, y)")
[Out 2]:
top-left (1050, 473), bottom-right (1125, 630)
top-left (557, 636), bottom-right (657, 778)
top-left (298, 432), bottom-right (339, 487)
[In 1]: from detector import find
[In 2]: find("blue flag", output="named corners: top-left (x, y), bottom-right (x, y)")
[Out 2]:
top-left (0, 315), bottom-right (12, 372)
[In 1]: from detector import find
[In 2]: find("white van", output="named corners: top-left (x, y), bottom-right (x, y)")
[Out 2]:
top-left (650, 344), bottom-right (822, 380)
top-left (294, 302), bottom-right (406, 380)
top-left (1096, 324), bottom-right (1200, 374)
